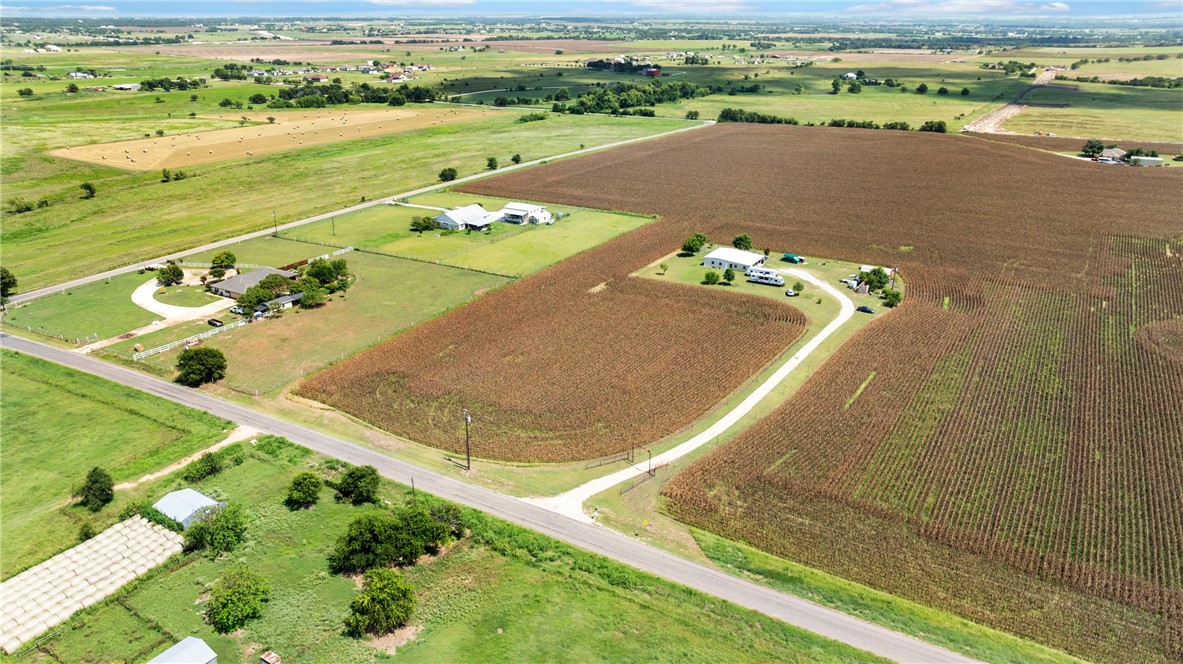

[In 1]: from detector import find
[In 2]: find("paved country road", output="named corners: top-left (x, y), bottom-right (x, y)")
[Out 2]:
top-left (0, 334), bottom-right (978, 664)
top-left (8, 118), bottom-right (712, 306)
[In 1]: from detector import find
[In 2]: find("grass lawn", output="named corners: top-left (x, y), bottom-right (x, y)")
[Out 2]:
top-left (183, 235), bottom-right (337, 268)
top-left (15, 441), bottom-right (886, 664)
top-left (1002, 82), bottom-right (1183, 142)
top-left (0, 350), bottom-right (229, 578)
top-left (282, 192), bottom-right (652, 277)
top-left (150, 283), bottom-right (221, 308)
top-left (100, 252), bottom-right (510, 395)
top-left (0, 271), bottom-right (160, 341)
top-left (2, 106), bottom-right (689, 290)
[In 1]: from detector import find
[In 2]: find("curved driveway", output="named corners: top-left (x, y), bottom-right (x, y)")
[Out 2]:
top-left (130, 278), bottom-right (233, 321)
top-left (0, 333), bottom-right (976, 664)
top-left (530, 267), bottom-right (854, 520)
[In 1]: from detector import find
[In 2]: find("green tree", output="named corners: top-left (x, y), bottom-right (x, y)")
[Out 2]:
top-left (0, 267), bottom-right (17, 300)
top-left (510, 153), bottom-right (522, 164)
top-left (685, 110), bottom-right (700, 120)
top-left (218, 97), bottom-right (233, 107)
top-left (65, 82), bottom-right (79, 93)
top-left (182, 452), bottom-right (223, 482)
top-left (961, 87), bottom-right (970, 96)
top-left (916, 82), bottom-right (929, 94)
top-left (345, 569), bottom-right (416, 637)
top-left (329, 507), bottom-right (449, 573)
top-left (287, 472), bottom-right (323, 508)
top-left (17, 87), bottom-right (33, 96)
top-left (299, 285), bottom-right (326, 308)
top-left (486, 156), bottom-right (499, 170)
top-left (410, 215), bottom-right (436, 232)
top-left (267, 116), bottom-right (276, 124)
top-left (330, 259), bottom-right (349, 279)
top-left (176, 347), bottom-right (227, 386)
top-left (703, 270), bottom-right (721, 285)
top-left (681, 233), bottom-right (707, 255)
top-left (249, 93), bottom-right (267, 104)
top-left (793, 280), bottom-right (805, 293)
top-left (732, 233), bottom-right (753, 251)
top-left (830, 79), bottom-right (841, 94)
top-left (937, 86), bottom-right (949, 95)
top-left (185, 502), bottom-right (248, 556)
top-left (209, 266), bottom-right (226, 279)
top-left (307, 259), bottom-right (337, 285)
top-left (658, 263), bottom-right (669, 274)
top-left (918, 120), bottom-right (947, 133)
top-left (336, 465), bottom-right (380, 504)
top-left (236, 285), bottom-right (273, 310)
top-left (75, 467), bottom-right (114, 512)
top-left (882, 289), bottom-right (902, 308)
top-left (205, 565), bottom-right (269, 634)
top-left (156, 263), bottom-right (184, 286)
top-left (211, 251), bottom-right (236, 269)
top-left (847, 81), bottom-right (862, 93)
top-left (1081, 139), bottom-right (1105, 157)
top-left (723, 267), bottom-right (736, 284)
top-left (190, 94), bottom-right (199, 101)
top-left (258, 273), bottom-right (292, 295)
top-left (438, 167), bottom-right (458, 182)
top-left (863, 267), bottom-right (890, 291)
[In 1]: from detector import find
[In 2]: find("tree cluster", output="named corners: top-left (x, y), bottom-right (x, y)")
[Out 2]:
top-left (176, 347), bottom-right (227, 386)
top-left (334, 464), bottom-right (381, 505)
top-left (205, 565), bottom-right (269, 633)
top-left (75, 467), bottom-right (114, 512)
top-left (553, 80), bottom-right (712, 115)
top-left (717, 108), bottom-right (799, 125)
top-left (345, 569), bottom-right (415, 636)
top-left (328, 506), bottom-right (451, 573)
top-left (681, 232), bottom-right (707, 255)
top-left (185, 501), bottom-right (249, 556)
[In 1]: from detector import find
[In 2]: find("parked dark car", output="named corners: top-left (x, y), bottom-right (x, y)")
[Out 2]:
top-left (207, 318), bottom-right (224, 327)
top-left (856, 305), bottom-right (875, 314)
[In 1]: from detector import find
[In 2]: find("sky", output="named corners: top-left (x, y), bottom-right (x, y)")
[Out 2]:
top-left (0, 0), bottom-right (1179, 18)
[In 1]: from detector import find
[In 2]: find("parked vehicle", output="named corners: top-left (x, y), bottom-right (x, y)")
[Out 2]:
top-left (207, 318), bottom-right (224, 327)
top-left (840, 278), bottom-right (859, 289)
top-left (782, 253), bottom-right (806, 264)
top-left (856, 305), bottom-right (875, 314)
top-left (230, 305), bottom-right (245, 315)
top-left (747, 267), bottom-right (785, 286)
top-left (785, 289), bottom-right (798, 297)
top-left (1097, 157), bottom-right (1119, 165)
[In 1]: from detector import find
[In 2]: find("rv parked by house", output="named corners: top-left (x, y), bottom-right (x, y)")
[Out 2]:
top-left (747, 267), bottom-right (785, 286)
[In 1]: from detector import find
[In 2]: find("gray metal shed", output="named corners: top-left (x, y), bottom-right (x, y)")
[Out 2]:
top-left (152, 489), bottom-right (221, 529)
top-left (146, 637), bottom-right (217, 664)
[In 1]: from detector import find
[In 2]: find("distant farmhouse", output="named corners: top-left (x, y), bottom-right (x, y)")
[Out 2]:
top-left (434, 204), bottom-right (496, 231)
top-left (703, 247), bottom-right (767, 274)
top-left (499, 202), bottom-right (553, 225)
top-left (208, 267), bottom-right (296, 300)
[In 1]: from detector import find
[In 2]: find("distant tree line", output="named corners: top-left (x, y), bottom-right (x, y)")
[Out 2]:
top-left (719, 108), bottom-right (946, 133)
top-left (552, 80), bottom-right (714, 115)
top-left (264, 81), bottom-right (439, 109)
top-left (139, 76), bottom-right (206, 91)
top-left (1057, 74), bottom-right (1182, 89)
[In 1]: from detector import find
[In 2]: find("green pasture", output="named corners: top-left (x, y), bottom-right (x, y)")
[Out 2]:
top-left (152, 283), bottom-right (221, 307)
top-left (0, 350), bottom-right (229, 577)
top-left (100, 251), bottom-right (510, 395)
top-left (1, 108), bottom-right (687, 290)
top-left (184, 235), bottom-right (336, 268)
top-left (13, 440), bottom-right (886, 664)
top-left (284, 192), bottom-right (651, 277)
top-left (1, 271), bottom-right (160, 341)
top-left (1002, 81), bottom-right (1183, 143)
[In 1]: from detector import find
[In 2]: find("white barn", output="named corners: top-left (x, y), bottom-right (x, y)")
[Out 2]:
top-left (146, 637), bottom-right (217, 664)
top-left (433, 204), bottom-right (494, 231)
top-left (153, 489), bottom-right (221, 529)
top-left (703, 247), bottom-right (766, 274)
top-left (499, 202), bottom-right (553, 225)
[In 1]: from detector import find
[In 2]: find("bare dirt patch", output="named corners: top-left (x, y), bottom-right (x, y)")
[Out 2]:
top-left (1135, 318), bottom-right (1183, 365)
top-left (369, 624), bottom-right (423, 655)
top-left (52, 107), bottom-right (487, 171)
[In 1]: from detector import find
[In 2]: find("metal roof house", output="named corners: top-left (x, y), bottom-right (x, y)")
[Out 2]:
top-left (703, 247), bottom-right (767, 274)
top-left (1100, 147), bottom-right (1127, 160)
top-left (434, 204), bottom-right (495, 231)
top-left (153, 489), bottom-right (222, 529)
top-left (499, 202), bottom-right (553, 225)
top-left (146, 637), bottom-right (217, 664)
top-left (208, 267), bottom-right (297, 300)
top-left (255, 292), bottom-right (304, 313)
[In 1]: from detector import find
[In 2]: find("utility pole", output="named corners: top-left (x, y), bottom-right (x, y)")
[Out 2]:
top-left (463, 407), bottom-right (472, 471)
top-left (272, 210), bottom-right (277, 235)
top-left (331, 216), bottom-right (336, 236)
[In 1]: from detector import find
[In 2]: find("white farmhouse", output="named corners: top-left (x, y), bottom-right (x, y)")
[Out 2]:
top-left (499, 202), bottom-right (553, 225)
top-left (703, 247), bottom-right (767, 274)
top-left (433, 204), bottom-right (495, 231)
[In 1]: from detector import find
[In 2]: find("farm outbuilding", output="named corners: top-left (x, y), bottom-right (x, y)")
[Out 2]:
top-left (152, 489), bottom-right (221, 529)
top-left (703, 247), bottom-right (767, 274)
top-left (1130, 156), bottom-right (1164, 167)
top-left (499, 202), bottom-right (553, 225)
top-left (434, 204), bottom-right (495, 231)
top-left (1101, 147), bottom-right (1127, 160)
top-left (208, 267), bottom-right (297, 300)
top-left (146, 637), bottom-right (217, 664)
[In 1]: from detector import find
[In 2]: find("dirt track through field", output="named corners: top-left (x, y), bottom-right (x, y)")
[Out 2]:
top-left (51, 107), bottom-right (487, 171)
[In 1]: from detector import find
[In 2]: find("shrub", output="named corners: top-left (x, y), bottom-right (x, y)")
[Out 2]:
top-left (918, 120), bottom-right (947, 133)
top-left (205, 565), bottom-right (269, 633)
top-left (516, 112), bottom-right (547, 123)
top-left (685, 110), bottom-right (700, 120)
top-left (345, 569), bottom-right (415, 636)
top-left (75, 467), bottom-right (114, 512)
top-left (882, 289), bottom-right (903, 308)
top-left (328, 507), bottom-right (449, 573)
top-left (287, 472), bottom-right (323, 508)
top-left (438, 167), bottom-right (458, 182)
top-left (156, 263), bottom-right (184, 286)
top-left (78, 522), bottom-right (97, 542)
top-left (182, 452), bottom-right (223, 482)
top-left (335, 465), bottom-right (379, 504)
top-left (17, 87), bottom-right (33, 96)
top-left (732, 233), bottom-right (753, 251)
top-left (185, 502), bottom-right (248, 556)
top-left (5, 197), bottom-right (35, 214)
top-left (176, 347), bottom-right (227, 386)
top-left (486, 156), bottom-right (499, 170)
top-left (703, 270), bottom-right (721, 285)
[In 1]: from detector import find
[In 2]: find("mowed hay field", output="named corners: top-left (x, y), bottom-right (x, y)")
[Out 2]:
top-left (445, 125), bottom-right (1179, 662)
top-left (50, 107), bottom-right (485, 171)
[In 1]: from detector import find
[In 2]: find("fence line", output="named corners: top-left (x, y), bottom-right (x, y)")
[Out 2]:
top-left (177, 262), bottom-right (268, 270)
top-left (133, 319), bottom-right (248, 360)
top-left (585, 448), bottom-right (634, 470)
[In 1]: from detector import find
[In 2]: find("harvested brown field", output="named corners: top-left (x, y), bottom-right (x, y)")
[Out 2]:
top-left (297, 251), bottom-right (805, 462)
top-left (966, 131), bottom-right (1183, 155)
top-left (443, 124), bottom-right (1180, 662)
top-left (51, 107), bottom-right (486, 171)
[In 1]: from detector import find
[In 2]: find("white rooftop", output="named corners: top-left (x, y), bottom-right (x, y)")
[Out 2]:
top-left (435, 204), bottom-right (491, 226)
top-left (146, 637), bottom-right (217, 664)
top-left (502, 202), bottom-right (544, 214)
top-left (704, 247), bottom-right (766, 267)
top-left (153, 489), bottom-right (218, 525)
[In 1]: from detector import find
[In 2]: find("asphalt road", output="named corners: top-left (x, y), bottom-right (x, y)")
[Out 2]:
top-left (8, 118), bottom-right (711, 306)
top-left (0, 334), bottom-right (978, 664)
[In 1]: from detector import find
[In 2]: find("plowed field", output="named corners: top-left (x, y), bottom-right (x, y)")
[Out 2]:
top-left (446, 125), bottom-right (1179, 662)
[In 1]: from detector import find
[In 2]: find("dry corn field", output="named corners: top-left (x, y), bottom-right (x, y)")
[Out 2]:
top-left (445, 125), bottom-right (1177, 662)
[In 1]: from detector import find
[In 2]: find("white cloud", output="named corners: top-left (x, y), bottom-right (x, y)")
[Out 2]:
top-left (848, 0), bottom-right (1071, 14)
top-left (369, 0), bottom-right (476, 5)
top-left (601, 0), bottom-right (759, 13)
top-left (44, 4), bottom-right (117, 9)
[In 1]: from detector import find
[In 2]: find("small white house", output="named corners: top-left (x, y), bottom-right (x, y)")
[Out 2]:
top-left (67, 71), bottom-right (93, 80)
top-left (146, 637), bottom-right (217, 664)
top-left (703, 247), bottom-right (766, 274)
top-left (153, 489), bottom-right (221, 529)
top-left (499, 202), bottom-right (553, 225)
top-left (434, 204), bottom-right (494, 231)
